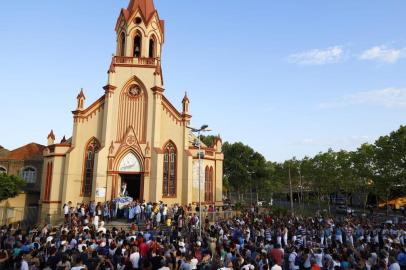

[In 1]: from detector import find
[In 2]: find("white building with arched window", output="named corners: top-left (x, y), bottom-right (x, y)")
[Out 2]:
top-left (40, 0), bottom-right (224, 222)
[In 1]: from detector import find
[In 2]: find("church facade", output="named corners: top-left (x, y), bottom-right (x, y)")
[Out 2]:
top-left (40, 0), bottom-right (223, 221)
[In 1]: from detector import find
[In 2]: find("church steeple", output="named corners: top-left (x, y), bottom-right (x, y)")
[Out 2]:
top-left (182, 92), bottom-right (190, 114)
top-left (115, 0), bottom-right (164, 58)
top-left (47, 130), bottom-right (55, 146)
top-left (127, 0), bottom-right (156, 21)
top-left (76, 88), bottom-right (85, 110)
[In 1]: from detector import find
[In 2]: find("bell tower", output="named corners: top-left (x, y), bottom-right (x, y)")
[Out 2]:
top-left (114, 0), bottom-right (165, 59)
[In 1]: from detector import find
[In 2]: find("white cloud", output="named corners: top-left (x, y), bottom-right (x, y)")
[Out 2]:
top-left (288, 46), bottom-right (344, 65)
top-left (319, 88), bottom-right (406, 109)
top-left (359, 45), bottom-right (406, 63)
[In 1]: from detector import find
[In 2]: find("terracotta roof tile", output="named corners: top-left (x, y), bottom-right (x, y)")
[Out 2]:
top-left (0, 146), bottom-right (9, 158)
top-left (128, 0), bottom-right (156, 21)
top-left (1, 143), bottom-right (45, 161)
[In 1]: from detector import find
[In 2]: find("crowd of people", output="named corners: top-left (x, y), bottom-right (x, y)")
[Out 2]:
top-left (0, 200), bottom-right (405, 270)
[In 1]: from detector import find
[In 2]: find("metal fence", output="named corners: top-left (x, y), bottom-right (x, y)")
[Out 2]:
top-left (0, 206), bottom-right (39, 228)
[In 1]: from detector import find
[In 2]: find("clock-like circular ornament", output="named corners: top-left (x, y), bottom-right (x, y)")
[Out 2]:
top-left (128, 84), bottom-right (141, 97)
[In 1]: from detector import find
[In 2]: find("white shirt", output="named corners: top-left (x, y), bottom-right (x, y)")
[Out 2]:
top-left (271, 264), bottom-right (282, 270)
top-left (93, 215), bottom-right (99, 225)
top-left (314, 253), bottom-right (323, 267)
top-left (389, 262), bottom-right (400, 270)
top-left (21, 260), bottom-right (29, 270)
top-left (130, 251), bottom-right (141, 269)
top-left (190, 258), bottom-right (198, 270)
top-left (72, 265), bottom-right (86, 270)
top-left (289, 252), bottom-right (299, 270)
top-left (64, 205), bottom-right (69, 215)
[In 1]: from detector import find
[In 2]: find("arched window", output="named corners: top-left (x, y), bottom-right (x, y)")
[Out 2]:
top-left (20, 167), bottom-right (36, 183)
top-left (82, 138), bottom-right (101, 197)
top-left (133, 34), bottom-right (142, 58)
top-left (163, 142), bottom-right (177, 197)
top-left (0, 166), bottom-right (6, 175)
top-left (119, 32), bottom-right (126, 56)
top-left (149, 38), bottom-right (155, 58)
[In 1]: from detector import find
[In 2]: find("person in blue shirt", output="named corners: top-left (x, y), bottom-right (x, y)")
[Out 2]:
top-left (397, 247), bottom-right (406, 269)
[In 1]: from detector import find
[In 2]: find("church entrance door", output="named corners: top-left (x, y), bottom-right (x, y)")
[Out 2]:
top-left (120, 174), bottom-right (143, 201)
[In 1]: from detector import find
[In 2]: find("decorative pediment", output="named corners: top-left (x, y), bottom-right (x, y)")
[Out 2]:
top-left (121, 126), bottom-right (142, 151)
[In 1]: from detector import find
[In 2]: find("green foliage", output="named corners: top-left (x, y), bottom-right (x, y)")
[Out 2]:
top-left (221, 125), bottom-right (406, 207)
top-left (200, 135), bottom-right (217, 147)
top-left (222, 142), bottom-right (277, 196)
top-left (0, 173), bottom-right (26, 201)
top-left (268, 205), bottom-right (288, 216)
top-left (373, 126), bottom-right (406, 189)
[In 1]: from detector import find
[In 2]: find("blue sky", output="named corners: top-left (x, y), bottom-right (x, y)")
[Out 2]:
top-left (0, 0), bottom-right (405, 162)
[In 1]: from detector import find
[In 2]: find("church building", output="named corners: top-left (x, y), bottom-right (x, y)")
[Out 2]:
top-left (40, 0), bottom-right (223, 221)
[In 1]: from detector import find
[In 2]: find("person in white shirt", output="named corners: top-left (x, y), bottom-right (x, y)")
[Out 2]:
top-left (98, 221), bottom-right (107, 234)
top-left (190, 256), bottom-right (198, 270)
top-left (63, 201), bottom-right (71, 223)
top-left (289, 249), bottom-right (299, 270)
top-left (130, 246), bottom-right (141, 269)
top-left (71, 257), bottom-right (87, 270)
top-left (162, 205), bottom-right (168, 223)
top-left (20, 254), bottom-right (29, 270)
top-left (271, 263), bottom-right (282, 270)
top-left (313, 249), bottom-right (323, 268)
top-left (388, 256), bottom-right (400, 270)
top-left (93, 215), bottom-right (99, 230)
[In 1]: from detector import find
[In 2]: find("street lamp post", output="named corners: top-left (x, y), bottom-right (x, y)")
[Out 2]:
top-left (188, 124), bottom-right (210, 238)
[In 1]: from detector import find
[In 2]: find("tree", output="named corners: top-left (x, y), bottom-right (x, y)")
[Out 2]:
top-left (200, 135), bottom-right (217, 147)
top-left (309, 150), bottom-right (338, 212)
top-left (373, 125), bottom-right (406, 213)
top-left (352, 143), bottom-right (376, 210)
top-left (222, 142), bottom-right (274, 203)
top-left (0, 174), bottom-right (26, 201)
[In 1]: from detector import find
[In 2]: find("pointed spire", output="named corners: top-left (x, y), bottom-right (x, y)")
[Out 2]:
top-left (182, 92), bottom-right (190, 104)
top-left (182, 92), bottom-right (190, 115)
top-left (77, 88), bottom-right (85, 99)
top-left (47, 130), bottom-right (55, 140)
top-left (76, 88), bottom-right (86, 110)
top-left (128, 0), bottom-right (156, 20)
top-left (60, 136), bottom-right (67, 144)
top-left (47, 130), bottom-right (55, 146)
